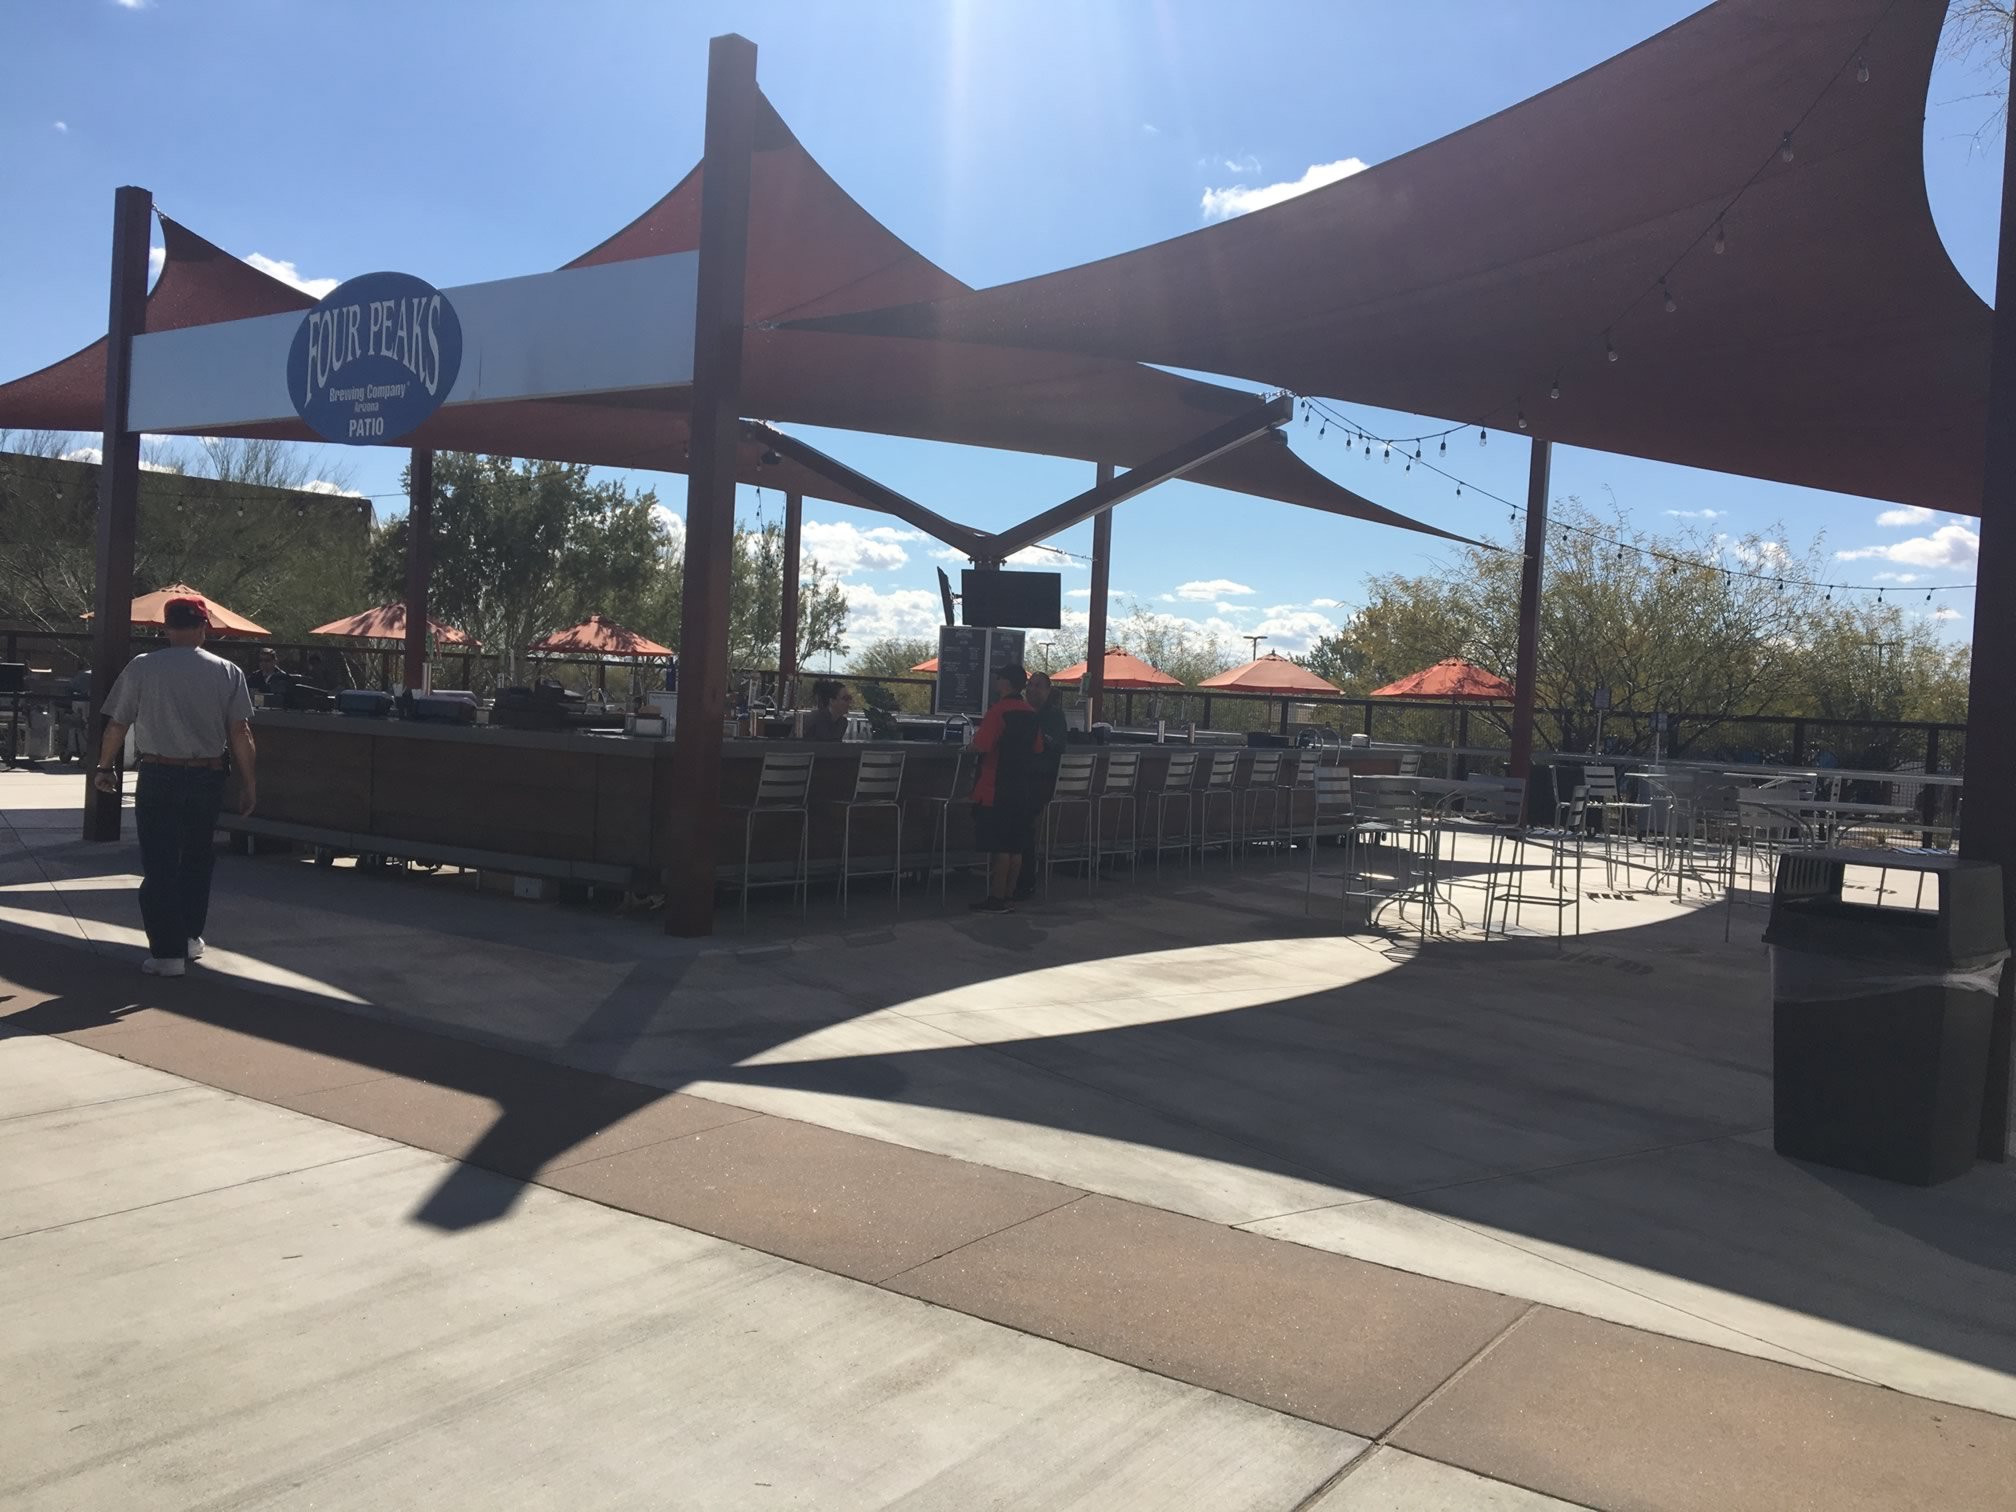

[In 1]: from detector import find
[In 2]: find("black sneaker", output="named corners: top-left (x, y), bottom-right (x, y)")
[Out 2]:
top-left (968, 896), bottom-right (1011, 914)
top-left (1009, 887), bottom-right (1036, 902)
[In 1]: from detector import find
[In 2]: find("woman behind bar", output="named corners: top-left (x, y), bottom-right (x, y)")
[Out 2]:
top-left (805, 679), bottom-right (853, 741)
top-left (969, 663), bottom-right (1043, 914)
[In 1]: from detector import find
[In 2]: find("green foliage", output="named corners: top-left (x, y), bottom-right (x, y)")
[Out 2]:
top-left (847, 636), bottom-right (937, 714)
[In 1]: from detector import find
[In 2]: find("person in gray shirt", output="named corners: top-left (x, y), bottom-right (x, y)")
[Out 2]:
top-left (93, 596), bottom-right (258, 977)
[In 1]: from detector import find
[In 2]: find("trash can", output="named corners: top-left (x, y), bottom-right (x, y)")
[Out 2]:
top-left (1764, 849), bottom-right (2006, 1185)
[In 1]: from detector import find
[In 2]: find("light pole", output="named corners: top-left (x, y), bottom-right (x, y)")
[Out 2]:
top-left (1243, 633), bottom-right (1268, 660)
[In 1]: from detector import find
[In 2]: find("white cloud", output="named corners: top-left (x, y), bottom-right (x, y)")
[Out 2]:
top-left (1835, 523), bottom-right (1979, 572)
top-left (147, 245), bottom-right (165, 282)
top-left (800, 520), bottom-right (919, 576)
top-left (114, 0), bottom-right (150, 9)
top-left (839, 583), bottom-right (945, 642)
top-left (60, 445), bottom-right (177, 473)
top-left (1932, 606), bottom-right (1961, 622)
top-left (245, 253), bottom-right (340, 298)
top-left (1310, 596), bottom-right (1346, 610)
top-left (1066, 588), bottom-right (1091, 599)
top-left (1220, 153), bottom-right (1261, 175)
top-left (652, 505), bottom-right (686, 554)
top-left (1876, 505), bottom-right (1935, 528)
top-left (52, 120), bottom-right (68, 134)
top-left (1730, 540), bottom-right (1790, 569)
top-left (1140, 123), bottom-right (1161, 136)
top-left (1200, 157), bottom-right (1368, 221)
top-left (1251, 610), bottom-right (1341, 656)
top-left (1006, 544), bottom-right (1084, 569)
top-left (1870, 571), bottom-right (1920, 584)
top-left (1174, 578), bottom-right (1255, 601)
top-left (300, 479), bottom-right (365, 498)
top-left (1664, 508), bottom-right (1722, 520)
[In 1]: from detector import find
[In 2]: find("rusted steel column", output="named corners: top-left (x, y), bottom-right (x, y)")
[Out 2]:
top-left (83, 185), bottom-right (152, 843)
top-left (665, 33), bottom-right (759, 936)
top-left (1085, 463), bottom-right (1114, 726)
top-left (1507, 438), bottom-right (1551, 780)
top-left (778, 489), bottom-right (803, 696)
top-left (402, 448), bottom-right (434, 690)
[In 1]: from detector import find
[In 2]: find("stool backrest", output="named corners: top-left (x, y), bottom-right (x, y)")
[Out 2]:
top-left (1462, 774), bottom-right (1526, 825)
top-left (1582, 766), bottom-right (1621, 800)
top-left (1313, 767), bottom-right (1354, 812)
top-left (1397, 750), bottom-right (1423, 776)
top-left (848, 749), bottom-right (906, 802)
top-left (755, 751), bottom-right (816, 807)
top-left (1161, 750), bottom-right (1200, 790)
top-left (1053, 750), bottom-right (1099, 799)
top-left (1206, 751), bottom-right (1240, 789)
top-left (1101, 750), bottom-right (1141, 793)
top-left (1247, 751), bottom-right (1282, 786)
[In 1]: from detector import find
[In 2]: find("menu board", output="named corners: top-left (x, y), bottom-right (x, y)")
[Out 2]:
top-left (932, 627), bottom-right (1028, 717)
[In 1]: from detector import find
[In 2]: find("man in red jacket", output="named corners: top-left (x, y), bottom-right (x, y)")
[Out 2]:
top-left (968, 663), bottom-right (1043, 913)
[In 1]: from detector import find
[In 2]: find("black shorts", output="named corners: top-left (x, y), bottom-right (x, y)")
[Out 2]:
top-left (973, 800), bottom-right (1036, 854)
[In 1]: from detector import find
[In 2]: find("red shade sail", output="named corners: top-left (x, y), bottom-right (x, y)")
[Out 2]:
top-left (796, 0), bottom-right (1986, 517)
top-left (1053, 647), bottom-right (1182, 690)
top-left (84, 583), bottom-right (269, 639)
top-left (309, 604), bottom-right (479, 648)
top-left (1369, 658), bottom-right (1514, 702)
top-left (527, 614), bottom-right (673, 659)
top-left (1199, 652), bottom-right (1340, 695)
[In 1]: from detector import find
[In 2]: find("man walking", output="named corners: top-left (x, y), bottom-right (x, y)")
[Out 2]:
top-left (93, 596), bottom-right (258, 976)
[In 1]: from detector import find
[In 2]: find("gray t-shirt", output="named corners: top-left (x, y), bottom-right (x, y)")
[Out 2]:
top-left (103, 646), bottom-right (253, 759)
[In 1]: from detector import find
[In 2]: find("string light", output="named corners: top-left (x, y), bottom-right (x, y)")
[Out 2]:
top-left (1713, 220), bottom-right (1726, 255)
top-left (1516, 408), bottom-right (1528, 431)
top-left (1549, 376), bottom-right (1561, 400)
top-left (1856, 55), bottom-right (1869, 84)
top-left (1779, 130), bottom-right (1796, 163)
top-left (1479, 428), bottom-right (1488, 448)
top-left (1662, 278), bottom-right (1677, 314)
top-left (1605, 331), bottom-right (1619, 363)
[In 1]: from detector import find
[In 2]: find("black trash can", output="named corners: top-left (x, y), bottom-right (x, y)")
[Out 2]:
top-left (1764, 850), bottom-right (2006, 1185)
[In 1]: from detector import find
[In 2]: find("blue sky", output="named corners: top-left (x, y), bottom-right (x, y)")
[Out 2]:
top-left (1, 0), bottom-right (2003, 653)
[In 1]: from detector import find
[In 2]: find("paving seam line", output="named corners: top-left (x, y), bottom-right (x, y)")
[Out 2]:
top-left (870, 1192), bottom-right (1092, 1286)
top-left (0, 1084), bottom-right (191, 1125)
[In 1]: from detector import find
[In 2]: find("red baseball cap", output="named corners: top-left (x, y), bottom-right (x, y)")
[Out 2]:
top-left (163, 596), bottom-right (211, 627)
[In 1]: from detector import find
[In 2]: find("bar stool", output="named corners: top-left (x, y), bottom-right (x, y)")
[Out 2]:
top-left (1195, 750), bottom-right (1241, 865)
top-left (1239, 750), bottom-right (1285, 861)
top-left (909, 750), bottom-right (974, 906)
top-left (1095, 749), bottom-right (1142, 883)
top-left (832, 750), bottom-right (905, 918)
top-left (1150, 750), bottom-right (1200, 876)
top-left (1043, 751), bottom-right (1101, 893)
top-left (1304, 766), bottom-right (1357, 913)
top-left (734, 750), bottom-right (815, 929)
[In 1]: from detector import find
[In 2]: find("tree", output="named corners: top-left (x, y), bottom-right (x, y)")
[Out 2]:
top-left (847, 636), bottom-right (938, 713)
top-left (368, 455), bottom-right (667, 685)
top-left (727, 513), bottom-right (848, 670)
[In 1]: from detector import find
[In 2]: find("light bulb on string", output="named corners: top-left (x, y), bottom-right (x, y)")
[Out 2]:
top-left (1479, 428), bottom-right (1488, 448)
top-left (1363, 441), bottom-right (1371, 457)
top-left (1779, 131), bottom-right (1795, 163)
top-left (1713, 220), bottom-right (1726, 255)
top-left (1605, 333), bottom-right (1619, 363)
top-left (1318, 422), bottom-right (1326, 437)
top-left (1662, 278), bottom-right (1677, 314)
top-left (1382, 445), bottom-right (1391, 463)
top-left (1517, 408), bottom-right (1528, 431)
top-left (1926, 590), bottom-right (1934, 602)
top-left (1438, 438), bottom-right (1446, 455)
top-left (1856, 55), bottom-right (1869, 84)
top-left (1549, 376), bottom-right (1561, 400)
top-left (1414, 446), bottom-right (1422, 460)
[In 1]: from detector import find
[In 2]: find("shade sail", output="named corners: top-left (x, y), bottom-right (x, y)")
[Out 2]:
top-left (0, 112), bottom-right (1470, 547)
top-left (1054, 647), bottom-right (1182, 690)
top-left (1370, 658), bottom-right (1514, 701)
top-left (1199, 652), bottom-right (1340, 695)
top-left (528, 614), bottom-right (673, 659)
top-left (797, 0), bottom-right (1989, 516)
top-left (310, 604), bottom-right (479, 647)
top-left (85, 583), bottom-right (269, 639)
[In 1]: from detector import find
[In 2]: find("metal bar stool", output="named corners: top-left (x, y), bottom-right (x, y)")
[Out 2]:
top-left (1151, 750), bottom-right (1200, 876)
top-left (1304, 765), bottom-right (1357, 913)
top-left (1043, 751), bottom-right (1101, 893)
top-left (1238, 750), bottom-right (1285, 861)
top-left (909, 750), bottom-right (973, 906)
top-left (1195, 750), bottom-right (1241, 865)
top-left (832, 750), bottom-right (905, 917)
top-left (1095, 749), bottom-right (1142, 883)
top-left (734, 750), bottom-right (815, 929)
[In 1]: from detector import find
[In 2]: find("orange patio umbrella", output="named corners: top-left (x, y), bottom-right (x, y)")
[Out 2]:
top-left (1053, 646), bottom-right (1182, 690)
top-left (911, 656), bottom-right (939, 673)
top-left (1199, 651), bottom-right (1340, 695)
top-left (1369, 657), bottom-right (1514, 701)
top-left (527, 613), bottom-right (674, 658)
top-left (310, 603), bottom-right (480, 647)
top-left (84, 583), bottom-right (270, 639)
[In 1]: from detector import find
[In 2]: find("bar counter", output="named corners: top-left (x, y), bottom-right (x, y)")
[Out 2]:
top-left (234, 710), bottom-right (1399, 889)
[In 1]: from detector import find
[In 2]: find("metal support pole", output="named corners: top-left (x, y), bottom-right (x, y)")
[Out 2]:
top-left (402, 448), bottom-right (434, 691)
top-left (1961, 49), bottom-right (2016, 1160)
top-left (778, 490), bottom-right (802, 700)
top-left (1507, 438), bottom-right (1551, 780)
top-left (665, 33), bottom-right (759, 937)
top-left (83, 185), bottom-right (152, 843)
top-left (1085, 463), bottom-right (1114, 726)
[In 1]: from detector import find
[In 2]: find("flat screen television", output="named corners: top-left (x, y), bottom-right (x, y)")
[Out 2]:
top-left (961, 569), bottom-right (1061, 629)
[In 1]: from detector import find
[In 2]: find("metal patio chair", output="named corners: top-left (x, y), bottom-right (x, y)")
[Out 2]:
top-left (1195, 750), bottom-right (1241, 865)
top-left (733, 750), bottom-right (815, 929)
top-left (1150, 750), bottom-right (1201, 876)
top-left (1238, 750), bottom-right (1286, 860)
top-left (1095, 749), bottom-right (1142, 883)
top-left (832, 750), bottom-right (905, 917)
top-left (908, 749), bottom-right (974, 906)
top-left (1304, 765), bottom-right (1358, 914)
top-left (1043, 751), bottom-right (1101, 893)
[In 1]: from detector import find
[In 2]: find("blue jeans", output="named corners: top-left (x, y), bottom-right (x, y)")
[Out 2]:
top-left (134, 765), bottom-right (227, 960)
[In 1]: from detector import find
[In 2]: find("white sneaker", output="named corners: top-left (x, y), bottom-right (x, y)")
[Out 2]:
top-left (187, 938), bottom-right (206, 961)
top-left (141, 957), bottom-right (186, 978)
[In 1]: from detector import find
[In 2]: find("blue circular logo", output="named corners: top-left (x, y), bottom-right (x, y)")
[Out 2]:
top-left (285, 271), bottom-right (463, 445)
